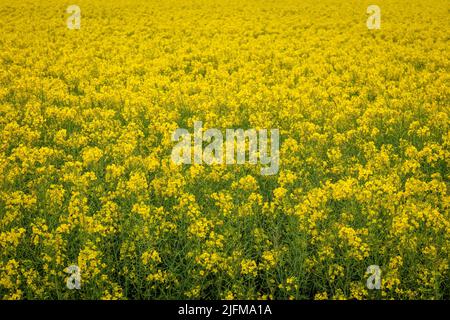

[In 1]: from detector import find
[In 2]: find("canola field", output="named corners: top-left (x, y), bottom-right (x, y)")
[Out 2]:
top-left (0, 0), bottom-right (449, 300)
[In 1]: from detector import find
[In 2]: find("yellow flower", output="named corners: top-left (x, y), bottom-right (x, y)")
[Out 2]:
top-left (240, 259), bottom-right (258, 277)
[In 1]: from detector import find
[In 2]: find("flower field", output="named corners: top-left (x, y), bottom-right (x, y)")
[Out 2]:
top-left (0, 0), bottom-right (449, 299)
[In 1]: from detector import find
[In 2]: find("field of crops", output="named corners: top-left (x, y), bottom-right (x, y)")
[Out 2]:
top-left (0, 0), bottom-right (449, 299)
